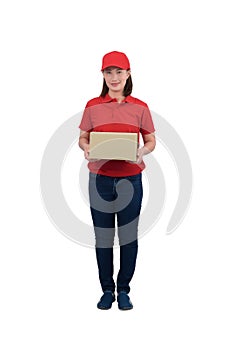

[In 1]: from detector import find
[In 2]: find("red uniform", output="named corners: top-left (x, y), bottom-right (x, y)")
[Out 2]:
top-left (79, 94), bottom-right (155, 177)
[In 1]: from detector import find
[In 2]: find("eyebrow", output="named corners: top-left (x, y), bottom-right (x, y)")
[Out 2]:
top-left (104, 67), bottom-right (123, 72)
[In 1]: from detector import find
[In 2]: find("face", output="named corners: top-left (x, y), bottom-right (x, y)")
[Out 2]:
top-left (103, 67), bottom-right (130, 95)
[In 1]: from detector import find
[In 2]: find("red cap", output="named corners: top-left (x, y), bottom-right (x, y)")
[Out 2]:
top-left (101, 51), bottom-right (130, 71)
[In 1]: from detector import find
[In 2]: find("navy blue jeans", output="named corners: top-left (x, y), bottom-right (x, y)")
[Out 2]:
top-left (89, 172), bottom-right (143, 294)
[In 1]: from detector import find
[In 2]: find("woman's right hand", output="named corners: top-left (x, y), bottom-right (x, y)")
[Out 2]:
top-left (78, 131), bottom-right (99, 162)
top-left (83, 144), bottom-right (98, 162)
top-left (83, 144), bottom-right (90, 160)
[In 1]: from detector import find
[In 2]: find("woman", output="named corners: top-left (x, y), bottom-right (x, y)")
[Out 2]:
top-left (79, 51), bottom-right (156, 310)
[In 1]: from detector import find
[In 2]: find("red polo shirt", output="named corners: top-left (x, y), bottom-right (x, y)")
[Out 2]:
top-left (79, 94), bottom-right (155, 177)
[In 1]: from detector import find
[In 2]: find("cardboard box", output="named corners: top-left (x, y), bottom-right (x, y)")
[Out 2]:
top-left (89, 132), bottom-right (138, 161)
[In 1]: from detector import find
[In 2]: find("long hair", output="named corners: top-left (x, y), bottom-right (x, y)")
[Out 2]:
top-left (100, 71), bottom-right (133, 97)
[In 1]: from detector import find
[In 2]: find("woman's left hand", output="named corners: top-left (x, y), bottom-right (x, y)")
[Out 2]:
top-left (136, 147), bottom-right (146, 164)
top-left (126, 147), bottom-right (146, 164)
top-left (126, 133), bottom-right (156, 164)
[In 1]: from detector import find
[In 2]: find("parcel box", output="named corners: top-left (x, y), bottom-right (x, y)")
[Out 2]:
top-left (89, 132), bottom-right (138, 161)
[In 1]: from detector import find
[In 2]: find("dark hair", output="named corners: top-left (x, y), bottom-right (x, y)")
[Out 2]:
top-left (100, 71), bottom-right (133, 97)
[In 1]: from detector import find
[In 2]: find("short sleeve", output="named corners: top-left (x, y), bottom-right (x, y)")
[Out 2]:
top-left (140, 106), bottom-right (155, 135)
top-left (79, 105), bottom-right (93, 132)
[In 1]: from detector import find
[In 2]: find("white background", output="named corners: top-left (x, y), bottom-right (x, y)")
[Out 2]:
top-left (1, 0), bottom-right (234, 349)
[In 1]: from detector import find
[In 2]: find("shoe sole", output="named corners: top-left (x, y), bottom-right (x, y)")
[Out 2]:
top-left (97, 299), bottom-right (115, 310)
top-left (97, 306), bottom-right (112, 310)
top-left (118, 306), bottom-right (133, 310)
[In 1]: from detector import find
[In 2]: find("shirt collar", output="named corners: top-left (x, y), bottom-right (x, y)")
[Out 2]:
top-left (100, 94), bottom-right (133, 103)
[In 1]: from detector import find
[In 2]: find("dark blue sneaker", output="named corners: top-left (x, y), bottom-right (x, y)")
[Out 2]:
top-left (117, 291), bottom-right (133, 310)
top-left (97, 291), bottom-right (115, 310)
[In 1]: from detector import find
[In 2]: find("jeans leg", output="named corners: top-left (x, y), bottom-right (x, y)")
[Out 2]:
top-left (117, 240), bottom-right (138, 294)
top-left (95, 247), bottom-right (115, 293)
top-left (89, 173), bottom-right (116, 292)
top-left (116, 174), bottom-right (143, 293)
top-left (90, 206), bottom-right (116, 292)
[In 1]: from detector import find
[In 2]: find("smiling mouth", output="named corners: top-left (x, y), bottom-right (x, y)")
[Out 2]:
top-left (111, 83), bottom-right (120, 87)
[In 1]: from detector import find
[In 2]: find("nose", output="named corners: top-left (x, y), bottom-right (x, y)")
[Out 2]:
top-left (111, 72), bottom-right (118, 81)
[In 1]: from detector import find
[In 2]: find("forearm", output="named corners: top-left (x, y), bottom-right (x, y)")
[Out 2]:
top-left (136, 134), bottom-right (156, 164)
top-left (79, 136), bottom-right (89, 151)
top-left (141, 140), bottom-right (156, 155)
top-left (79, 131), bottom-right (90, 159)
